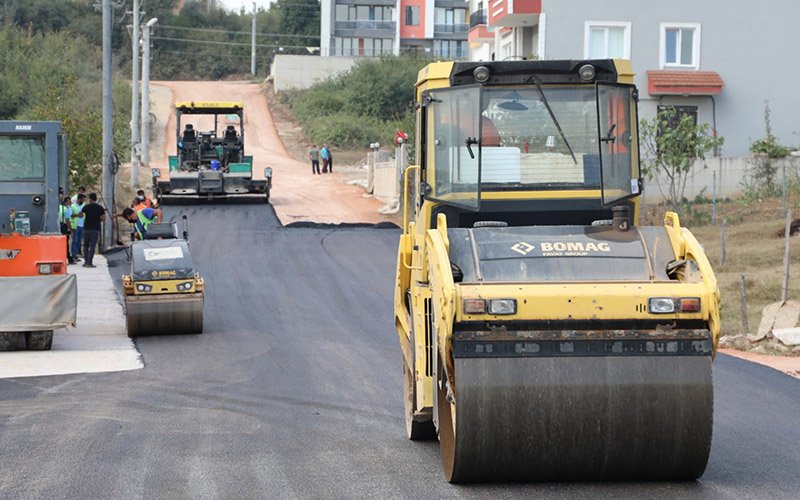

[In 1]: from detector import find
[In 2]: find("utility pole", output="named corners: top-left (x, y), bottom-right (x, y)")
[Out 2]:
top-left (130, 0), bottom-right (141, 187)
top-left (141, 18), bottom-right (158, 169)
top-left (102, 0), bottom-right (114, 251)
top-left (251, 2), bottom-right (257, 76)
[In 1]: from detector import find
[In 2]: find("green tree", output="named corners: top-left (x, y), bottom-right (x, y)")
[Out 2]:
top-left (640, 108), bottom-right (724, 210)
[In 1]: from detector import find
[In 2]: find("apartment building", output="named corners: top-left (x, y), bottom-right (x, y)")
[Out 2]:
top-left (468, 0), bottom-right (800, 158)
top-left (320, 0), bottom-right (470, 58)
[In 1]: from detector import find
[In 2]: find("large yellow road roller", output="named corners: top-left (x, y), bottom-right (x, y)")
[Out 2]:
top-left (394, 59), bottom-right (720, 482)
top-left (123, 221), bottom-right (204, 337)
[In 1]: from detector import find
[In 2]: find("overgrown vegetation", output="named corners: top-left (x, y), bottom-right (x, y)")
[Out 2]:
top-left (279, 55), bottom-right (430, 149)
top-left (0, 23), bottom-right (130, 188)
top-left (745, 100), bottom-right (796, 199)
top-left (640, 107), bottom-right (724, 211)
top-left (0, 0), bottom-right (316, 188)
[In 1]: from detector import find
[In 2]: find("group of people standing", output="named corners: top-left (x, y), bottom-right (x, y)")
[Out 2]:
top-left (58, 186), bottom-right (106, 268)
top-left (308, 144), bottom-right (333, 175)
top-left (116, 189), bottom-right (162, 241)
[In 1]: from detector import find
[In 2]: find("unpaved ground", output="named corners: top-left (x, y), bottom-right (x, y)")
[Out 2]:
top-left (148, 81), bottom-right (392, 225)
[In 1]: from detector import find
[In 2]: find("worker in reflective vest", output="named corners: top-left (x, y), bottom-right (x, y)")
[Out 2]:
top-left (121, 207), bottom-right (162, 240)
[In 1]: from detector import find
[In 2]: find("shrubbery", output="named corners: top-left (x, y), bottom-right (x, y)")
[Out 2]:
top-left (281, 55), bottom-right (431, 149)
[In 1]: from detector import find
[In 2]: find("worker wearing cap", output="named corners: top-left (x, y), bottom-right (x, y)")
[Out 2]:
top-left (121, 206), bottom-right (162, 240)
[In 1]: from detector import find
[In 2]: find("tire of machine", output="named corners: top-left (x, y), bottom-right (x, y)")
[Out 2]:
top-left (440, 355), bottom-right (713, 483)
top-left (0, 332), bottom-right (20, 351)
top-left (25, 331), bottom-right (53, 351)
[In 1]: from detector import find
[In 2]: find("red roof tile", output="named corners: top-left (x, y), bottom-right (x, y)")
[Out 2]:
top-left (647, 70), bottom-right (724, 95)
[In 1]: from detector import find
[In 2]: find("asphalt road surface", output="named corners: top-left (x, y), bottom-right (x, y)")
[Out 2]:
top-left (1, 204), bottom-right (800, 500)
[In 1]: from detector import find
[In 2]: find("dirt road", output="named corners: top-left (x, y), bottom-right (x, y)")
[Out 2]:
top-left (149, 81), bottom-right (390, 225)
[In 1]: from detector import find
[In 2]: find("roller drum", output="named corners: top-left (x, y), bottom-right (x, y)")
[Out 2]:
top-left (125, 293), bottom-right (204, 337)
top-left (440, 355), bottom-right (713, 483)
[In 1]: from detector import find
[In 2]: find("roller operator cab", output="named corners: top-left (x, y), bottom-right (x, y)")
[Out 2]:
top-left (153, 102), bottom-right (272, 203)
top-left (395, 60), bottom-right (721, 483)
top-left (122, 220), bottom-right (204, 337)
top-left (0, 121), bottom-right (77, 351)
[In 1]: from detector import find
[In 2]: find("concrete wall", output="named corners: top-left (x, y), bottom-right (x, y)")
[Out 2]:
top-left (644, 156), bottom-right (800, 203)
top-left (270, 55), bottom-right (358, 92)
top-left (540, 0), bottom-right (800, 158)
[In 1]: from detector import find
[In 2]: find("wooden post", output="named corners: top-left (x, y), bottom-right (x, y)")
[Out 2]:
top-left (740, 275), bottom-right (749, 335)
top-left (782, 209), bottom-right (792, 303)
top-left (720, 219), bottom-right (727, 266)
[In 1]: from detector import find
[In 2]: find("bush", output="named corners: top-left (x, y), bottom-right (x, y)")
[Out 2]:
top-left (282, 55), bottom-right (431, 148)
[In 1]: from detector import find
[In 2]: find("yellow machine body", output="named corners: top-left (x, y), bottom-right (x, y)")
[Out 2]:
top-left (394, 59), bottom-right (720, 482)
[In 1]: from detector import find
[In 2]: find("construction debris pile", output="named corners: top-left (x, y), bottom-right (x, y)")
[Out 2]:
top-left (719, 300), bottom-right (800, 355)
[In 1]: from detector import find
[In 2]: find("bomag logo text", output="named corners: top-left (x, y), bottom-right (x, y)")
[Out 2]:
top-left (541, 241), bottom-right (611, 256)
top-left (158, 270), bottom-right (176, 277)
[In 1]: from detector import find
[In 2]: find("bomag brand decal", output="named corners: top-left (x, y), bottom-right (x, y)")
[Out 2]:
top-left (510, 241), bottom-right (612, 257)
top-left (541, 241), bottom-right (611, 256)
top-left (157, 270), bottom-right (176, 277)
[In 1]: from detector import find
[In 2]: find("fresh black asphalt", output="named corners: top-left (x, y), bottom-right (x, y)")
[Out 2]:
top-left (1, 203), bottom-right (799, 499)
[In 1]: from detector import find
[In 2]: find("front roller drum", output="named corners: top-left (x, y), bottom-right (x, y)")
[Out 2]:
top-left (438, 356), bottom-right (713, 483)
top-left (125, 293), bottom-right (204, 337)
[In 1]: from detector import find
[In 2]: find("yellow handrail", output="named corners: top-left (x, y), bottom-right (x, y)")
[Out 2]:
top-left (403, 165), bottom-right (420, 235)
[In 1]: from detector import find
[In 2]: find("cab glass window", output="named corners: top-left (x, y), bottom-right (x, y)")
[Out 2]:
top-left (0, 135), bottom-right (46, 180)
top-left (427, 85), bottom-right (481, 210)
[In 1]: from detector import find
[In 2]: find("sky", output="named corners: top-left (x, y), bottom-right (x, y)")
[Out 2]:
top-left (215, 0), bottom-right (273, 12)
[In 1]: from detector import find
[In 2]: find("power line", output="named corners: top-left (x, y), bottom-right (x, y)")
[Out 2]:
top-left (151, 35), bottom-right (318, 50)
top-left (155, 23), bottom-right (320, 39)
top-left (156, 49), bottom-right (273, 59)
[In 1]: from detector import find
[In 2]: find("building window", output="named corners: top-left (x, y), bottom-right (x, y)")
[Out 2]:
top-left (433, 40), bottom-right (464, 59)
top-left (584, 21), bottom-right (631, 59)
top-left (405, 6), bottom-right (419, 26)
top-left (660, 23), bottom-right (700, 69)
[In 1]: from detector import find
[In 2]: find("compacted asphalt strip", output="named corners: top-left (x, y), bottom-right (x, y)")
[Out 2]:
top-left (1, 203), bottom-right (800, 499)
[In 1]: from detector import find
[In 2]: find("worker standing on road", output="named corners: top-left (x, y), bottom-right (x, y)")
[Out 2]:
top-left (70, 193), bottom-right (86, 260)
top-left (321, 143), bottom-right (333, 173)
top-left (121, 206), bottom-right (162, 240)
top-left (60, 196), bottom-right (75, 265)
top-left (77, 193), bottom-right (106, 268)
top-left (309, 144), bottom-right (321, 175)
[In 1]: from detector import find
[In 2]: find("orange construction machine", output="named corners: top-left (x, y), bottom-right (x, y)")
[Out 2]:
top-left (0, 121), bottom-right (77, 350)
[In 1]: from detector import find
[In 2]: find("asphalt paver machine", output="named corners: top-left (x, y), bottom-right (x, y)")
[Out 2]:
top-left (153, 101), bottom-right (271, 202)
top-left (395, 59), bottom-right (721, 482)
top-left (0, 121), bottom-right (76, 350)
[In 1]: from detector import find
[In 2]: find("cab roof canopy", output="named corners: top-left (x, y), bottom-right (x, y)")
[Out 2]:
top-left (417, 59), bottom-right (630, 87)
top-left (175, 101), bottom-right (244, 114)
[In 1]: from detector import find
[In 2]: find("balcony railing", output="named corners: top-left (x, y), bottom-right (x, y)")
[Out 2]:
top-left (434, 23), bottom-right (469, 34)
top-left (469, 10), bottom-right (487, 29)
top-left (334, 20), bottom-right (396, 31)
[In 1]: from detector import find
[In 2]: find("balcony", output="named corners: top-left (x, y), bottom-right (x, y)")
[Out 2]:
top-left (334, 20), bottom-right (396, 31)
top-left (469, 10), bottom-right (487, 29)
top-left (434, 23), bottom-right (469, 34)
